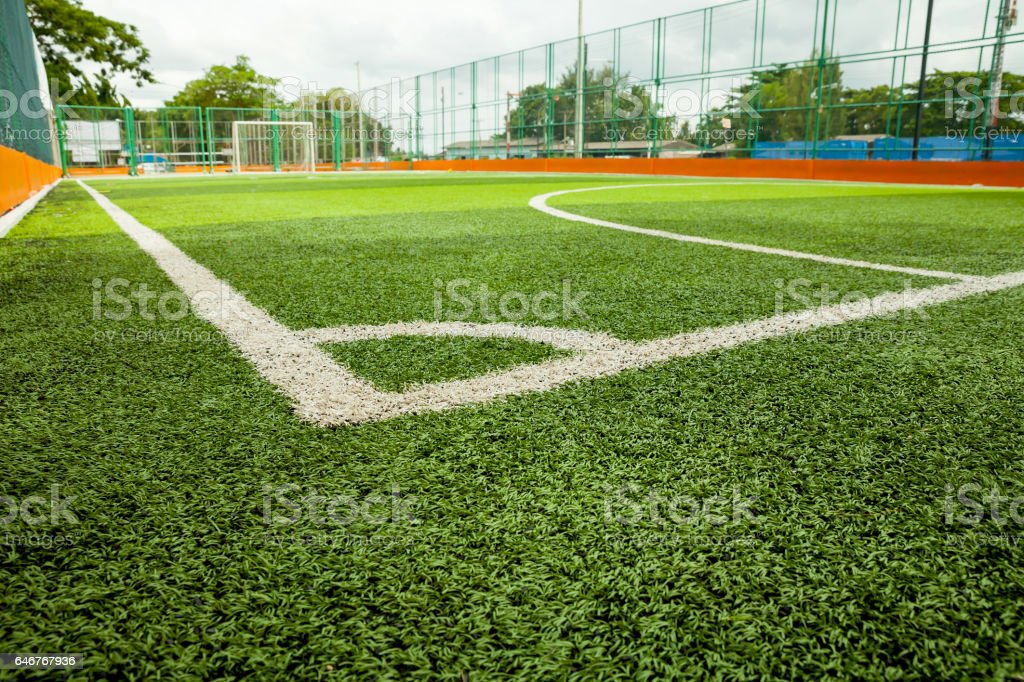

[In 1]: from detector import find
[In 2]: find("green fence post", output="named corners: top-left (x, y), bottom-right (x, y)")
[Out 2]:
top-left (811, 0), bottom-right (830, 161)
top-left (196, 106), bottom-right (207, 174)
top-left (55, 108), bottom-right (69, 176)
top-left (333, 111), bottom-right (342, 171)
top-left (270, 108), bottom-right (281, 172)
top-left (651, 17), bottom-right (663, 159)
top-left (124, 106), bottom-right (138, 176)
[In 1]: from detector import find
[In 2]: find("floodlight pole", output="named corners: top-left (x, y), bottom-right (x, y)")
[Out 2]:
top-left (911, 0), bottom-right (935, 161)
top-left (984, 0), bottom-right (1017, 160)
top-left (356, 61), bottom-right (367, 162)
top-left (575, 0), bottom-right (585, 159)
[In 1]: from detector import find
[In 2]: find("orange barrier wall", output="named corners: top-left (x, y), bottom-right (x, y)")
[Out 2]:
top-left (67, 166), bottom-right (130, 177)
top-left (410, 157), bottom-right (1024, 187)
top-left (1, 146), bottom-right (62, 215)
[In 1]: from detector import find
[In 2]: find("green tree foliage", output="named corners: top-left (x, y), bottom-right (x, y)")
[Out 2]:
top-left (701, 60), bottom-right (1023, 153)
top-left (26, 0), bottom-right (155, 106)
top-left (166, 56), bottom-right (281, 109)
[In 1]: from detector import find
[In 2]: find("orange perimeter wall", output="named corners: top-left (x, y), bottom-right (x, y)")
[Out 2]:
top-left (1, 146), bottom-right (62, 214)
top-left (412, 158), bottom-right (1024, 187)
top-left (60, 158), bottom-right (1024, 187)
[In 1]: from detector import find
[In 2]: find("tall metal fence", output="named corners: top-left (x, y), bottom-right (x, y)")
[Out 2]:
top-left (56, 0), bottom-right (1024, 174)
top-left (0, 0), bottom-right (56, 165)
top-left (395, 0), bottom-right (1024, 162)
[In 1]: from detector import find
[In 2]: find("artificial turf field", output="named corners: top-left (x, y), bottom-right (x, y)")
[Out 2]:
top-left (1, 171), bottom-right (1023, 679)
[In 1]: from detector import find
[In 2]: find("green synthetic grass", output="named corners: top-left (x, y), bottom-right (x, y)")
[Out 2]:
top-left (323, 335), bottom-right (571, 392)
top-left (1, 175), bottom-right (1023, 679)
top-left (78, 176), bottom-right (945, 341)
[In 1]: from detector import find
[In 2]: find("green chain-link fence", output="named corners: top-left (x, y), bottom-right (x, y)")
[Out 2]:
top-left (1, 0), bottom-right (56, 165)
top-left (56, 0), bottom-right (1023, 174)
top-left (402, 0), bottom-right (1022, 162)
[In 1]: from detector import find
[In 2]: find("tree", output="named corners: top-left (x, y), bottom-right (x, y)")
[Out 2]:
top-left (26, 0), bottom-right (155, 106)
top-left (166, 56), bottom-right (281, 109)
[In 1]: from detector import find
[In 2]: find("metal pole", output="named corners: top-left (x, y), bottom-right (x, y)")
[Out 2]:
top-left (125, 107), bottom-right (137, 176)
top-left (356, 61), bottom-right (366, 162)
top-left (440, 86), bottom-right (446, 159)
top-left (811, 0), bottom-right (830, 161)
top-left (507, 92), bottom-right (513, 159)
top-left (912, 0), bottom-right (936, 161)
top-left (333, 108), bottom-right (341, 171)
top-left (985, 0), bottom-right (1017, 159)
top-left (575, 0), bottom-right (585, 158)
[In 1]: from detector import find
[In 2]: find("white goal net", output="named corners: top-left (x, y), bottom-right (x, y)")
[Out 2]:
top-left (231, 121), bottom-right (316, 173)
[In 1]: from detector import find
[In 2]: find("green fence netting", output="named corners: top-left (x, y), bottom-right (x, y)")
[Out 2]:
top-left (0, 0), bottom-right (55, 165)
top-left (57, 0), bottom-right (1023, 172)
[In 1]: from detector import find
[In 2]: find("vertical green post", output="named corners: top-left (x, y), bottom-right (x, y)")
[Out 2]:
top-left (195, 106), bottom-right (207, 174)
top-left (333, 111), bottom-right (342, 171)
top-left (811, 0), bottom-right (830, 161)
top-left (55, 107), bottom-right (68, 176)
top-left (205, 107), bottom-right (215, 173)
top-left (651, 17), bottom-right (663, 158)
top-left (270, 108), bottom-right (281, 172)
top-left (124, 106), bottom-right (138, 176)
top-left (471, 61), bottom-right (478, 160)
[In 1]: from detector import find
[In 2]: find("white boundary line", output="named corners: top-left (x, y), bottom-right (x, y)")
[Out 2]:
top-left (79, 179), bottom-right (1024, 426)
top-left (0, 179), bottom-right (61, 238)
top-left (529, 183), bottom-right (980, 282)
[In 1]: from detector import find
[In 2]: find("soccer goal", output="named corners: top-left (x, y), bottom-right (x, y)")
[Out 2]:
top-left (231, 121), bottom-right (316, 173)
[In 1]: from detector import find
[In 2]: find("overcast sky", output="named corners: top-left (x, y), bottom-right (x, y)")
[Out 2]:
top-left (79, 0), bottom-right (1017, 108)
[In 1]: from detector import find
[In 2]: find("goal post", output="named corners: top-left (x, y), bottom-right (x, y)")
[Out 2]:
top-left (231, 121), bottom-right (316, 173)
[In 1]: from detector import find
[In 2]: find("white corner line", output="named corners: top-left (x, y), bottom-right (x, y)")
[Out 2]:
top-left (78, 178), bottom-right (1024, 427)
top-left (529, 183), bottom-right (982, 282)
top-left (0, 179), bottom-right (61, 238)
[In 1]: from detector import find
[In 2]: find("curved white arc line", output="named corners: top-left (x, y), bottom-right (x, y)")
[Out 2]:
top-left (528, 183), bottom-right (981, 282)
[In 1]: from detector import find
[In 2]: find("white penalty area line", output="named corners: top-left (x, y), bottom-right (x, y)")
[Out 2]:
top-left (80, 179), bottom-right (1024, 427)
top-left (0, 179), bottom-right (61, 238)
top-left (529, 183), bottom-right (981, 282)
